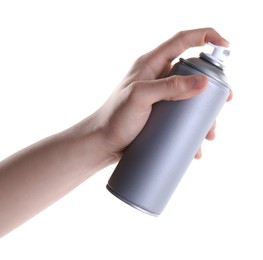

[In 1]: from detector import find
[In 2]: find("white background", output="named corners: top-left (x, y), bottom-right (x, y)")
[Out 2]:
top-left (0, 0), bottom-right (262, 259)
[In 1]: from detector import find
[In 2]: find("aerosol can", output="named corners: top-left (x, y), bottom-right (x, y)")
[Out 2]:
top-left (107, 43), bottom-right (231, 216)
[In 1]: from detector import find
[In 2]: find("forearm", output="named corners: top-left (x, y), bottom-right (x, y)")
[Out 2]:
top-left (0, 113), bottom-right (114, 237)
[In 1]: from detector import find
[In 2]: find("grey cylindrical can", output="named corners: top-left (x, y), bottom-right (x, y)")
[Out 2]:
top-left (106, 43), bottom-right (231, 216)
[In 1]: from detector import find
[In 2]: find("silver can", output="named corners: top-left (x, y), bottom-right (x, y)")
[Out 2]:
top-left (107, 43), bottom-right (231, 216)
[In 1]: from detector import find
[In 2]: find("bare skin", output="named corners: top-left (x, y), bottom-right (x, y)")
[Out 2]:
top-left (0, 28), bottom-right (232, 237)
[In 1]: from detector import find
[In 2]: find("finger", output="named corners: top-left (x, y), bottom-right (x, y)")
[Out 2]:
top-left (129, 74), bottom-right (208, 110)
top-left (227, 90), bottom-right (233, 101)
top-left (206, 121), bottom-right (216, 140)
top-left (195, 148), bottom-right (202, 159)
top-left (156, 28), bottom-right (229, 61)
top-left (146, 28), bottom-right (229, 76)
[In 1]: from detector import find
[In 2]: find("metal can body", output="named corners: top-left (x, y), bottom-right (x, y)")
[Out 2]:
top-left (107, 56), bottom-right (230, 215)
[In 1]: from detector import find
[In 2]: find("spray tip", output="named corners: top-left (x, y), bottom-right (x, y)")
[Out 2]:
top-left (209, 42), bottom-right (230, 61)
top-left (200, 42), bottom-right (230, 69)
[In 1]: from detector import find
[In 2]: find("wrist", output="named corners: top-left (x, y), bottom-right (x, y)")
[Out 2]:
top-left (67, 113), bottom-right (118, 176)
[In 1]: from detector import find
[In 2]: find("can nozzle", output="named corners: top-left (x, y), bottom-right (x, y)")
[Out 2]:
top-left (200, 42), bottom-right (230, 69)
top-left (209, 42), bottom-right (230, 61)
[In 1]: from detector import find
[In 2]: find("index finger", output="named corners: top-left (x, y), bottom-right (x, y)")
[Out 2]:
top-left (147, 27), bottom-right (229, 77)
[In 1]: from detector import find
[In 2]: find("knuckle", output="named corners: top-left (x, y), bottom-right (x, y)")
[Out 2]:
top-left (176, 29), bottom-right (186, 38)
top-left (206, 27), bottom-right (216, 33)
top-left (175, 30), bottom-right (188, 43)
top-left (164, 76), bottom-right (190, 100)
top-left (165, 76), bottom-right (180, 90)
top-left (129, 53), bottom-right (153, 79)
top-left (133, 53), bottom-right (151, 68)
top-left (164, 76), bottom-right (181, 100)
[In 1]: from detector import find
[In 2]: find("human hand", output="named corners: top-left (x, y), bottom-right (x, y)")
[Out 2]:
top-left (95, 28), bottom-right (232, 162)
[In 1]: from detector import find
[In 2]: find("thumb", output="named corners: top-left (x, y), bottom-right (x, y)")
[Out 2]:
top-left (128, 74), bottom-right (208, 109)
top-left (139, 74), bottom-right (208, 105)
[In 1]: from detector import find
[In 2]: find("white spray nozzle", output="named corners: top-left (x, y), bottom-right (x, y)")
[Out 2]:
top-left (209, 42), bottom-right (230, 61)
top-left (201, 42), bottom-right (230, 68)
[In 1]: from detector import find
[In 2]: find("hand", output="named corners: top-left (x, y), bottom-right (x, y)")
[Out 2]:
top-left (94, 27), bottom-right (232, 161)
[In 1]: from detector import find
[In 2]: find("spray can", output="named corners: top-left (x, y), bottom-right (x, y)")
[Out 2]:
top-left (106, 43), bottom-right (231, 216)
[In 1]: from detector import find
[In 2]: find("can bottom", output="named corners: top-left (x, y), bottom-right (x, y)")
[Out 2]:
top-left (106, 184), bottom-right (160, 217)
